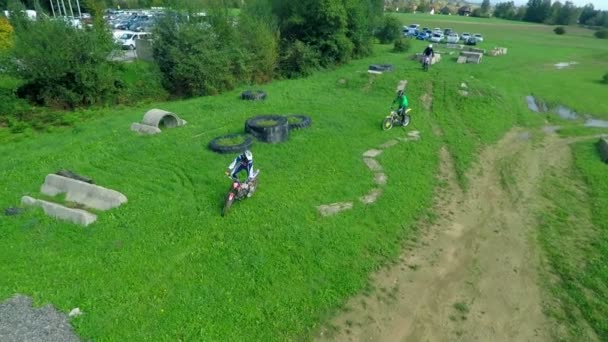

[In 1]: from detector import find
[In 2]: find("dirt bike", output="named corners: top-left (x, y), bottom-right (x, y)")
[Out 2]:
top-left (222, 170), bottom-right (259, 217)
top-left (422, 55), bottom-right (431, 71)
top-left (382, 108), bottom-right (412, 131)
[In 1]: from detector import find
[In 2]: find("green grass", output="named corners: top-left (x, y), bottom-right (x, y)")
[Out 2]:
top-left (538, 141), bottom-right (608, 340)
top-left (0, 14), bottom-right (607, 341)
top-left (214, 134), bottom-right (248, 146)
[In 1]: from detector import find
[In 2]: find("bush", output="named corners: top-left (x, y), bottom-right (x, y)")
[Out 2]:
top-left (237, 16), bottom-right (278, 84)
top-left (9, 18), bottom-right (119, 108)
top-left (393, 37), bottom-right (411, 52)
top-left (595, 30), bottom-right (608, 39)
top-left (554, 26), bottom-right (566, 35)
top-left (153, 11), bottom-right (245, 97)
top-left (278, 40), bottom-right (320, 79)
top-left (0, 17), bottom-right (13, 52)
top-left (602, 72), bottom-right (608, 84)
top-left (375, 15), bottom-right (402, 44)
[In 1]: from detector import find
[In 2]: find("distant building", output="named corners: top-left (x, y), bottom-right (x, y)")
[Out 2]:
top-left (458, 6), bottom-right (472, 16)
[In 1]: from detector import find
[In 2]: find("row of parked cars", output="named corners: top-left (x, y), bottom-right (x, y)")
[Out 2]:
top-left (403, 25), bottom-right (484, 45)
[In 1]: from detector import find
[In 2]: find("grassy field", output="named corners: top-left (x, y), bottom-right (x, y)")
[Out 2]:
top-left (538, 140), bottom-right (608, 340)
top-left (1, 13), bottom-right (608, 340)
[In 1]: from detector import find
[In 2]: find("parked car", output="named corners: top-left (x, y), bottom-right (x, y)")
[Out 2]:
top-left (461, 32), bottom-right (471, 41)
top-left (464, 37), bottom-right (477, 46)
top-left (446, 33), bottom-right (460, 44)
top-left (432, 27), bottom-right (442, 34)
top-left (116, 31), bottom-right (151, 50)
top-left (430, 33), bottom-right (443, 43)
top-left (444, 28), bottom-right (453, 36)
top-left (473, 33), bottom-right (484, 42)
top-left (416, 32), bottom-right (431, 40)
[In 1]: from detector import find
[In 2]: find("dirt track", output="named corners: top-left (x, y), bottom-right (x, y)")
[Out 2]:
top-left (316, 128), bottom-right (590, 342)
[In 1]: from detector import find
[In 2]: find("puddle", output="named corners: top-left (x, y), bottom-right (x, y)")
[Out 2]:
top-left (584, 119), bottom-right (608, 128)
top-left (526, 96), bottom-right (547, 113)
top-left (554, 61), bottom-right (578, 69)
top-left (554, 105), bottom-right (578, 120)
top-left (526, 95), bottom-right (608, 128)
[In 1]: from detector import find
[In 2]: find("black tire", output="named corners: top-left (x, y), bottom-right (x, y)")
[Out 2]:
top-left (245, 115), bottom-right (289, 144)
top-left (241, 90), bottom-right (267, 101)
top-left (369, 64), bottom-right (395, 72)
top-left (209, 134), bottom-right (254, 154)
top-left (382, 117), bottom-right (393, 131)
top-left (286, 114), bottom-right (312, 130)
top-left (403, 114), bottom-right (411, 127)
top-left (222, 193), bottom-right (234, 217)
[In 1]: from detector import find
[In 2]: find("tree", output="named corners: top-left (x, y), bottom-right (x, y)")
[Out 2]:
top-left (579, 3), bottom-right (597, 24)
top-left (494, 1), bottom-right (517, 19)
top-left (481, 0), bottom-right (491, 15)
top-left (556, 1), bottom-right (580, 25)
top-left (9, 15), bottom-right (119, 108)
top-left (546, 1), bottom-right (562, 24)
top-left (524, 0), bottom-right (552, 23)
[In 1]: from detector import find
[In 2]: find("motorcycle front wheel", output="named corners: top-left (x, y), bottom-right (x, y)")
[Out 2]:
top-left (402, 114), bottom-right (411, 127)
top-left (221, 192), bottom-right (234, 217)
top-left (382, 117), bottom-right (393, 131)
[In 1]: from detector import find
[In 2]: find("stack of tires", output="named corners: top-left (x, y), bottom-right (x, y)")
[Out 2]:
top-left (245, 115), bottom-right (289, 144)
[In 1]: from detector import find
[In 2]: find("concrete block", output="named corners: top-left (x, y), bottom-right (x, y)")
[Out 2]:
top-left (41, 174), bottom-right (127, 211)
top-left (457, 56), bottom-right (467, 64)
top-left (131, 122), bottom-right (161, 135)
top-left (363, 149), bottom-right (383, 158)
top-left (363, 158), bottom-right (382, 172)
top-left (21, 196), bottom-right (97, 226)
top-left (360, 188), bottom-right (382, 204)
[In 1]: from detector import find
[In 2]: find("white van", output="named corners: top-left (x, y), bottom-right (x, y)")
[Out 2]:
top-left (116, 31), bottom-right (152, 50)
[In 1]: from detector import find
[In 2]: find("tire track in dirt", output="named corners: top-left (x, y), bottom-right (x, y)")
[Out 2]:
top-left (316, 129), bottom-right (596, 342)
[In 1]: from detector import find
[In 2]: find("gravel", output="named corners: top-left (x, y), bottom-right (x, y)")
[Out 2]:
top-left (0, 295), bottom-right (81, 342)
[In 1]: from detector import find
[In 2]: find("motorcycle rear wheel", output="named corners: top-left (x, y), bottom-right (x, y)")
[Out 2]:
top-left (382, 117), bottom-right (393, 131)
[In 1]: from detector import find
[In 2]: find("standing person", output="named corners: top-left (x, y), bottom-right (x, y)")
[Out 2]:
top-left (391, 90), bottom-right (409, 126)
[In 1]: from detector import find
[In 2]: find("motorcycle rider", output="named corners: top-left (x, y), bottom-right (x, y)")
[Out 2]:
top-left (226, 150), bottom-right (256, 196)
top-left (391, 89), bottom-right (409, 126)
top-left (422, 44), bottom-right (434, 66)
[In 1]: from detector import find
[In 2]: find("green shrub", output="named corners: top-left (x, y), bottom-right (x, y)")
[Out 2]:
top-left (595, 30), bottom-right (608, 39)
top-left (393, 37), bottom-right (411, 52)
top-left (9, 18), bottom-right (119, 108)
top-left (278, 40), bottom-right (320, 79)
top-left (602, 72), bottom-right (608, 84)
top-left (375, 15), bottom-right (401, 44)
top-left (153, 11), bottom-right (245, 97)
top-left (237, 16), bottom-right (278, 84)
top-left (115, 61), bottom-right (168, 104)
top-left (554, 26), bottom-right (566, 35)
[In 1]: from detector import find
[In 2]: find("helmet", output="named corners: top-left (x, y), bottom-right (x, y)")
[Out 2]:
top-left (243, 150), bottom-right (253, 161)
top-left (428, 44), bottom-right (433, 48)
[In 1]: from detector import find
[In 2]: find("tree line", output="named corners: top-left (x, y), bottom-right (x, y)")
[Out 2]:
top-left (1, 0), bottom-right (385, 111)
top-left (494, 1), bottom-right (607, 27)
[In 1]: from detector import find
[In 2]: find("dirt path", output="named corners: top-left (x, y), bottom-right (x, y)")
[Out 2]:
top-left (316, 128), bottom-right (586, 342)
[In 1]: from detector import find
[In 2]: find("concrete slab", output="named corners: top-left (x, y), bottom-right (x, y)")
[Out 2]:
top-left (21, 196), bottom-right (97, 226)
top-left (360, 188), bottom-right (383, 204)
top-left (363, 158), bottom-right (382, 172)
top-left (41, 174), bottom-right (127, 211)
top-left (363, 149), bottom-right (383, 158)
top-left (317, 202), bottom-right (353, 216)
top-left (374, 173), bottom-right (387, 185)
top-left (130, 122), bottom-right (161, 135)
top-left (380, 140), bottom-right (399, 149)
